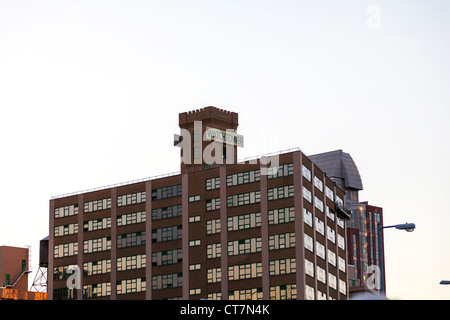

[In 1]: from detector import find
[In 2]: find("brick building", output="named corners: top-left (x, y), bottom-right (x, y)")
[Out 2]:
top-left (49, 106), bottom-right (350, 300)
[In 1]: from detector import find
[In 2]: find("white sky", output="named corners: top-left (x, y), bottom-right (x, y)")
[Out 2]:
top-left (0, 0), bottom-right (449, 299)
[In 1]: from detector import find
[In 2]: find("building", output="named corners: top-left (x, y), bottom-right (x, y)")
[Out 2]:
top-left (49, 106), bottom-right (351, 300)
top-left (0, 245), bottom-right (47, 300)
top-left (309, 150), bottom-right (385, 295)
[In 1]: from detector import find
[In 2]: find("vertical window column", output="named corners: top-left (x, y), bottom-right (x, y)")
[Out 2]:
top-left (77, 193), bottom-right (84, 300)
top-left (220, 166), bottom-right (228, 300)
top-left (110, 188), bottom-right (117, 300)
top-left (145, 180), bottom-right (153, 300)
top-left (182, 174), bottom-right (189, 300)
top-left (293, 151), bottom-right (306, 300)
top-left (260, 162), bottom-right (269, 300)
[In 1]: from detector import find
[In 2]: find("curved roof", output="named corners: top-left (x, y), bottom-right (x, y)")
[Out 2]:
top-left (308, 150), bottom-right (363, 190)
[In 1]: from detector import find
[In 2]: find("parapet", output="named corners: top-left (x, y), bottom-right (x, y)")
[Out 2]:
top-left (179, 106), bottom-right (239, 129)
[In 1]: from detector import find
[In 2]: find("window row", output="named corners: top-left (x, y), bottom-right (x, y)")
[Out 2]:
top-left (267, 185), bottom-right (294, 201)
top-left (117, 277), bottom-right (146, 295)
top-left (55, 204), bottom-right (78, 219)
top-left (117, 192), bottom-right (146, 207)
top-left (227, 191), bottom-right (261, 208)
top-left (152, 225), bottom-right (182, 243)
top-left (152, 185), bottom-right (182, 201)
top-left (84, 198), bottom-right (111, 213)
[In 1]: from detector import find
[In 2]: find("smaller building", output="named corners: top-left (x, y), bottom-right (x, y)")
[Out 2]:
top-left (0, 245), bottom-right (47, 300)
top-left (309, 150), bottom-right (386, 296)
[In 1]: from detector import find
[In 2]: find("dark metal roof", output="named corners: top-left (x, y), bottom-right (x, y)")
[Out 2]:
top-left (309, 149), bottom-right (363, 191)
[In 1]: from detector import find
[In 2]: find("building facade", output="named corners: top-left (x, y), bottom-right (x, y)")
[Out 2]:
top-left (0, 245), bottom-right (47, 300)
top-left (49, 107), bottom-right (350, 300)
top-left (309, 150), bottom-right (385, 295)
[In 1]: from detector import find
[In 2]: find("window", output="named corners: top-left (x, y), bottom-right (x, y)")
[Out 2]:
top-left (328, 273), bottom-right (337, 290)
top-left (84, 237), bottom-right (111, 253)
top-left (339, 279), bottom-right (347, 295)
top-left (207, 243), bottom-right (221, 259)
top-left (302, 165), bottom-right (312, 182)
top-left (317, 266), bottom-right (326, 284)
top-left (189, 264), bottom-right (201, 271)
top-left (117, 278), bottom-right (146, 295)
top-left (326, 206), bottom-right (335, 221)
top-left (327, 226), bottom-right (336, 243)
top-left (84, 260), bottom-right (111, 276)
top-left (152, 185), bottom-right (182, 200)
top-left (269, 232), bottom-right (295, 250)
top-left (328, 249), bottom-right (336, 267)
top-left (84, 198), bottom-right (111, 213)
top-left (54, 204), bottom-right (78, 219)
top-left (315, 217), bottom-right (324, 235)
top-left (267, 185), bottom-right (294, 201)
top-left (152, 226), bottom-right (182, 243)
top-left (228, 262), bottom-right (262, 280)
top-left (304, 234), bottom-right (313, 252)
top-left (339, 256), bottom-right (346, 273)
top-left (117, 232), bottom-right (145, 249)
top-left (152, 205), bottom-right (182, 220)
top-left (206, 177), bottom-right (220, 190)
top-left (152, 273), bottom-right (182, 290)
top-left (206, 219), bottom-right (221, 234)
top-left (269, 258), bottom-right (296, 275)
top-left (267, 163), bottom-right (293, 179)
top-left (227, 191), bottom-right (260, 207)
top-left (83, 282), bottom-right (111, 298)
top-left (117, 211), bottom-right (146, 226)
top-left (326, 186), bottom-right (334, 201)
top-left (305, 285), bottom-right (315, 300)
top-left (117, 191), bottom-right (146, 207)
top-left (228, 288), bottom-right (263, 300)
top-left (316, 241), bottom-right (325, 260)
top-left (55, 223), bottom-right (78, 237)
top-left (314, 196), bottom-right (324, 212)
top-left (117, 254), bottom-right (146, 271)
top-left (189, 239), bottom-right (201, 247)
top-left (226, 170), bottom-right (260, 186)
top-left (270, 284), bottom-right (297, 300)
top-left (206, 198), bottom-right (220, 211)
top-left (305, 259), bottom-right (314, 278)
top-left (268, 207), bottom-right (295, 225)
top-left (228, 238), bottom-right (261, 256)
top-left (303, 208), bottom-right (313, 227)
top-left (54, 242), bottom-right (78, 258)
top-left (303, 187), bottom-right (312, 203)
top-left (188, 195), bottom-right (200, 202)
top-left (189, 215), bottom-right (200, 223)
top-left (338, 234), bottom-right (346, 250)
top-left (190, 288), bottom-right (201, 295)
top-left (207, 268), bottom-right (221, 283)
top-left (314, 176), bottom-right (323, 192)
top-left (84, 217), bottom-right (111, 232)
top-left (152, 249), bottom-right (182, 266)
top-left (228, 212), bottom-right (261, 231)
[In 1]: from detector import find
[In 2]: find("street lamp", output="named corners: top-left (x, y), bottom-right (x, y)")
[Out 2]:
top-left (377, 222), bottom-right (416, 294)
top-left (382, 223), bottom-right (416, 232)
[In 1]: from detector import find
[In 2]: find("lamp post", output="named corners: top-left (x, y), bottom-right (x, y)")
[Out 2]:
top-left (377, 222), bottom-right (416, 295)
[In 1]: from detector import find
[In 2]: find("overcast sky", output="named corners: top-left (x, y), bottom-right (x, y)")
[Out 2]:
top-left (0, 0), bottom-right (449, 299)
